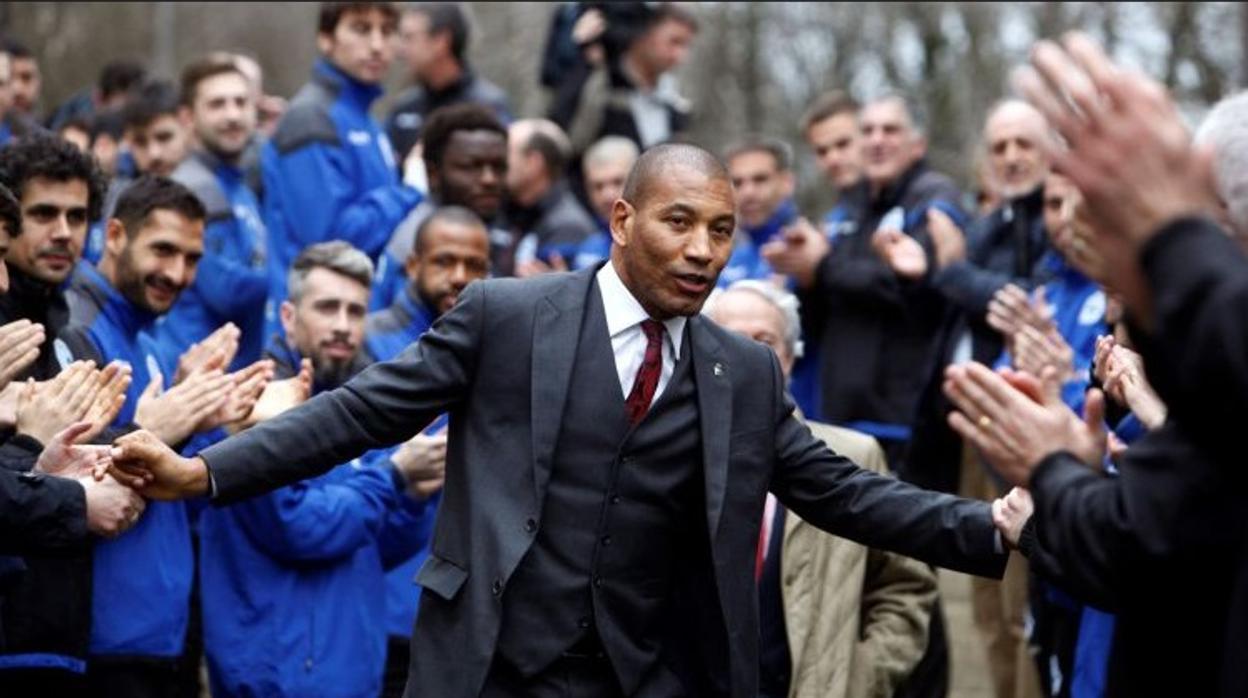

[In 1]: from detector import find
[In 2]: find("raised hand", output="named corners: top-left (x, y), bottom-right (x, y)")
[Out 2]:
top-left (234, 358), bottom-right (313, 430)
top-left (35, 421), bottom-right (113, 478)
top-left (15, 361), bottom-right (101, 445)
top-left (174, 323), bottom-right (241, 385)
top-left (108, 429), bottom-right (210, 501)
top-left (134, 369), bottom-right (232, 445)
top-left (0, 319), bottom-right (45, 390)
top-left (943, 363), bottom-right (1107, 486)
top-left (75, 362), bottom-right (133, 444)
top-left (991, 487), bottom-right (1034, 550)
top-left (761, 217), bottom-right (830, 289)
top-left (871, 228), bottom-right (928, 279)
top-left (1012, 324), bottom-right (1075, 381)
top-left (81, 473), bottom-right (148, 538)
top-left (1103, 345), bottom-right (1167, 429)
top-left (204, 360), bottom-right (275, 431)
top-left (987, 284), bottom-right (1053, 353)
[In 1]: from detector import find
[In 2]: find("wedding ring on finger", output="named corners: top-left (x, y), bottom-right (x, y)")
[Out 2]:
top-left (978, 415), bottom-right (993, 430)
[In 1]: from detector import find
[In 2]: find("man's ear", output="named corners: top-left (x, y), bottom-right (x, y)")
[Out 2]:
top-left (780, 170), bottom-right (796, 198)
top-left (315, 32), bottom-right (334, 57)
top-left (279, 300), bottom-right (297, 340)
top-left (178, 106), bottom-right (193, 130)
top-left (404, 251), bottom-right (422, 281)
top-left (913, 135), bottom-right (929, 160)
top-left (104, 218), bottom-right (128, 259)
top-left (609, 199), bottom-right (634, 248)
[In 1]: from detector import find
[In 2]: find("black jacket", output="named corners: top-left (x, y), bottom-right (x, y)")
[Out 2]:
top-left (0, 266), bottom-right (72, 382)
top-left (800, 161), bottom-right (966, 443)
top-left (903, 188), bottom-right (1050, 492)
top-left (1024, 218), bottom-right (1248, 697)
top-left (384, 68), bottom-right (511, 169)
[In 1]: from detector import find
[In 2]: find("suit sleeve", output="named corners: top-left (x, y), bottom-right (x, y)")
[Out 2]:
top-left (767, 352), bottom-right (1007, 578)
top-left (201, 279), bottom-right (485, 503)
top-left (228, 463), bottom-right (397, 564)
top-left (0, 469), bottom-right (90, 555)
top-left (267, 141), bottom-right (423, 259)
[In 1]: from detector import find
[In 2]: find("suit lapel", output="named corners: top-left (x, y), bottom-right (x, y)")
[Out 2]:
top-left (690, 316), bottom-right (732, 541)
top-left (530, 269), bottom-right (594, 500)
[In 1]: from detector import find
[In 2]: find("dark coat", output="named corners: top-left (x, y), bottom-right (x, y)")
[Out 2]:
top-left (200, 265), bottom-right (1006, 697)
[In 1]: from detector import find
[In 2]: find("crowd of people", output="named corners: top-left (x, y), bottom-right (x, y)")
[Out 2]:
top-left (0, 2), bottom-right (1244, 698)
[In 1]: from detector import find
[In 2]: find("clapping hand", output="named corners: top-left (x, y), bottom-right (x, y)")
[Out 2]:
top-left (174, 323), bottom-right (240, 385)
top-left (1012, 324), bottom-right (1075, 382)
top-left (872, 228), bottom-right (928, 280)
top-left (1094, 335), bottom-right (1167, 429)
top-left (135, 369), bottom-right (232, 445)
top-left (943, 362), bottom-right (1107, 486)
top-left (928, 208), bottom-right (968, 270)
top-left (0, 319), bottom-right (44, 390)
top-left (232, 358), bottom-right (313, 431)
top-left (16, 361), bottom-right (102, 445)
top-left (200, 360), bottom-right (276, 432)
top-left (760, 217), bottom-right (830, 289)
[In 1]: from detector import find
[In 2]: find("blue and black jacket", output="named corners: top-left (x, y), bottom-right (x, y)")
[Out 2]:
top-left (260, 59), bottom-right (423, 332)
top-left (60, 264), bottom-right (194, 662)
top-left (199, 336), bottom-right (432, 697)
top-left (155, 148), bottom-right (269, 368)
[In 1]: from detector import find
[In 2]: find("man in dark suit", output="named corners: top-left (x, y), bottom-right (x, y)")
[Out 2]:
top-left (108, 143), bottom-right (1010, 698)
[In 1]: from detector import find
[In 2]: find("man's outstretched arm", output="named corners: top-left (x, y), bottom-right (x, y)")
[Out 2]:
top-left (110, 281), bottom-right (487, 503)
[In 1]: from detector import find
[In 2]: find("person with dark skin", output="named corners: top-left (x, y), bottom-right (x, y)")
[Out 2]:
top-left (105, 144), bottom-right (1014, 698)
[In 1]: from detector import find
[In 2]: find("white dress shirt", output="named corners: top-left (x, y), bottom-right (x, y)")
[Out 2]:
top-left (596, 262), bottom-right (686, 407)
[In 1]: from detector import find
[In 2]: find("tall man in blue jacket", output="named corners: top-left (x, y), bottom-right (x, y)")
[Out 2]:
top-left (157, 55), bottom-right (269, 369)
top-left (200, 241), bottom-right (433, 698)
top-left (261, 2), bottom-right (423, 333)
top-left (56, 176), bottom-right (220, 697)
top-left (364, 205), bottom-right (490, 696)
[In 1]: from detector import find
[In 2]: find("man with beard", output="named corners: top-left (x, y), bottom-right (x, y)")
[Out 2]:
top-left (121, 82), bottom-right (192, 179)
top-left (364, 206), bottom-right (489, 696)
top-left (158, 56), bottom-right (269, 368)
top-left (373, 102), bottom-right (508, 308)
top-left (198, 241), bottom-right (433, 698)
top-left (59, 175), bottom-right (261, 697)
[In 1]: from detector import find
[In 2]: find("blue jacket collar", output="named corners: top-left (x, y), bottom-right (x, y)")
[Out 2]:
top-left (74, 263), bottom-right (159, 337)
top-left (313, 58), bottom-right (384, 111)
top-left (191, 147), bottom-right (244, 181)
top-left (742, 199), bottom-right (798, 248)
top-left (396, 284), bottom-right (436, 331)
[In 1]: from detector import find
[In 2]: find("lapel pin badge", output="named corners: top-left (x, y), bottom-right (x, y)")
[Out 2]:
top-left (713, 363), bottom-right (725, 377)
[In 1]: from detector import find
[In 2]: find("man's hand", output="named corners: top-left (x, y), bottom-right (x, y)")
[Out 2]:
top-left (871, 228), bottom-right (928, 279)
top-left (991, 487), bottom-right (1034, 550)
top-left (174, 323), bottom-right (240, 385)
top-left (0, 319), bottom-right (45, 391)
top-left (516, 253), bottom-right (569, 279)
top-left (75, 362), bottom-right (132, 444)
top-left (80, 473), bottom-right (147, 538)
top-left (1012, 324), bottom-right (1075, 382)
top-left (943, 363), bottom-right (1107, 485)
top-left (135, 369), bottom-right (232, 445)
top-left (199, 360), bottom-right (275, 432)
top-left (232, 359), bottom-right (313, 431)
top-left (15, 361), bottom-right (101, 445)
top-left (760, 217), bottom-right (830, 289)
top-left (987, 285), bottom-right (1053, 354)
top-left (927, 208), bottom-right (968, 270)
top-left (1013, 33), bottom-right (1220, 324)
top-left (392, 430), bottom-right (447, 499)
top-left (35, 422), bottom-right (113, 478)
top-left (107, 429), bottom-right (210, 500)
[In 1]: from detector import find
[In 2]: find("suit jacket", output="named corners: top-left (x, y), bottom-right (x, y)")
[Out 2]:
top-left (201, 265), bottom-right (1006, 698)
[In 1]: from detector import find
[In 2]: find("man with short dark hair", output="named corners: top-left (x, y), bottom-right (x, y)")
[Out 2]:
top-left (0, 38), bottom-right (42, 121)
top-left (386, 2), bottom-right (511, 167)
top-left (0, 49), bottom-right (37, 148)
top-left (110, 143), bottom-right (1012, 698)
top-left (262, 1), bottom-right (423, 335)
top-left (373, 102), bottom-right (508, 306)
top-left (156, 56), bottom-right (269, 368)
top-left (801, 90), bottom-right (863, 193)
top-left (121, 81), bottom-right (191, 178)
top-left (58, 176), bottom-right (240, 698)
top-left (199, 240), bottom-right (432, 698)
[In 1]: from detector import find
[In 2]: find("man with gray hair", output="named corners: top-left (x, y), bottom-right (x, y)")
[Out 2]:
top-left (1195, 90), bottom-right (1248, 246)
top-left (706, 279), bottom-right (937, 698)
top-left (198, 240), bottom-right (436, 698)
top-left (566, 135), bottom-right (638, 270)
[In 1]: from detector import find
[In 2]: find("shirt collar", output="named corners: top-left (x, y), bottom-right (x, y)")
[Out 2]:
top-left (596, 261), bottom-right (686, 359)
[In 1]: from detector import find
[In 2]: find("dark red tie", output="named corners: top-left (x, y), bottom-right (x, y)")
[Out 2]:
top-left (625, 320), bottom-right (665, 426)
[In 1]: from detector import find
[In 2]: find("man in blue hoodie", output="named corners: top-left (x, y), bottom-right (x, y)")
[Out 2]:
top-left (261, 1), bottom-right (423, 334)
top-left (158, 55), bottom-right (269, 370)
top-left (200, 241), bottom-right (432, 698)
top-left (57, 175), bottom-right (246, 697)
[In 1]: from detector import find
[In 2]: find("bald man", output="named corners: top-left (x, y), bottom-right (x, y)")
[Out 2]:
top-left (107, 144), bottom-right (1010, 698)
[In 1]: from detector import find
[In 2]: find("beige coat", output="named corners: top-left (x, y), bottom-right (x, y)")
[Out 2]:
top-left (782, 422), bottom-right (939, 698)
